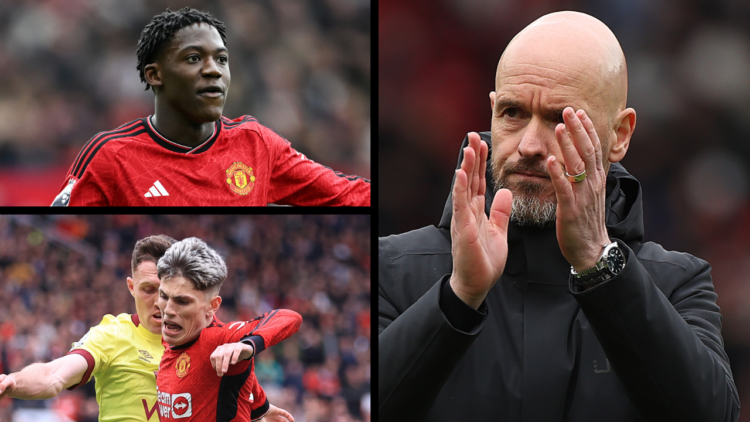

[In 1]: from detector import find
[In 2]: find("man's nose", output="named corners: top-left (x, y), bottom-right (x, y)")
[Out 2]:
top-left (517, 117), bottom-right (553, 159)
top-left (202, 57), bottom-right (222, 78)
top-left (162, 299), bottom-right (175, 316)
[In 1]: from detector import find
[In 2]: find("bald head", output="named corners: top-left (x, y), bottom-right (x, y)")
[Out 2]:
top-left (498, 11), bottom-right (627, 115)
top-left (489, 11), bottom-right (636, 227)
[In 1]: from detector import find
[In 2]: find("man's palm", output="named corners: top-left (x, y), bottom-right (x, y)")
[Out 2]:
top-left (450, 133), bottom-right (513, 309)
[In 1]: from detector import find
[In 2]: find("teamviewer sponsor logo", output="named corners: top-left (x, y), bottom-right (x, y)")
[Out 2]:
top-left (158, 391), bottom-right (192, 419)
top-left (171, 393), bottom-right (192, 418)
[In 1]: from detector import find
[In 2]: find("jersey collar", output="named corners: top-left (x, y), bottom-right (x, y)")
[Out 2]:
top-left (131, 314), bottom-right (163, 343)
top-left (144, 116), bottom-right (221, 155)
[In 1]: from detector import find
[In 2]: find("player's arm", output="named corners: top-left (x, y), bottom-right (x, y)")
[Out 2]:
top-left (0, 354), bottom-right (88, 400)
top-left (262, 126), bottom-right (370, 206)
top-left (211, 310), bottom-right (302, 377)
top-left (51, 131), bottom-right (123, 206)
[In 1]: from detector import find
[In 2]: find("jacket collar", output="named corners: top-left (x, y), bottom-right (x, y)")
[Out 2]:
top-left (437, 131), bottom-right (645, 249)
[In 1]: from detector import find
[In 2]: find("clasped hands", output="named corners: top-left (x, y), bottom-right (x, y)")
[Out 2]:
top-left (450, 107), bottom-right (611, 309)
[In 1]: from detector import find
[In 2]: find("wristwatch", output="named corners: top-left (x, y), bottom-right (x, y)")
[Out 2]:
top-left (570, 241), bottom-right (626, 288)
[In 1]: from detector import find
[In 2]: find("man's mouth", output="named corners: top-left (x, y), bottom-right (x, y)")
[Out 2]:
top-left (198, 86), bottom-right (224, 98)
top-left (153, 313), bottom-right (162, 323)
top-left (512, 170), bottom-right (549, 179)
top-left (163, 320), bottom-right (183, 335)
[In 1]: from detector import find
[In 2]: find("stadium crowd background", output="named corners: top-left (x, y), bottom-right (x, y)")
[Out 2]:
top-left (0, 0), bottom-right (371, 205)
top-left (380, 0), bottom-right (750, 418)
top-left (0, 215), bottom-right (371, 422)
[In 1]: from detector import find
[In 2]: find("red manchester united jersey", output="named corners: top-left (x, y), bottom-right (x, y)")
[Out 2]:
top-left (52, 116), bottom-right (370, 206)
top-left (157, 310), bottom-right (302, 422)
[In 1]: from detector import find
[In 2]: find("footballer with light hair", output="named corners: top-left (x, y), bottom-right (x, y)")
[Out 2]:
top-left (156, 237), bottom-right (302, 421)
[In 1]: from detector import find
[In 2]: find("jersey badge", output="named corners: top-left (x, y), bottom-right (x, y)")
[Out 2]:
top-left (226, 161), bottom-right (256, 195)
top-left (139, 349), bottom-right (154, 363)
top-left (71, 329), bottom-right (92, 349)
top-left (52, 178), bottom-right (76, 206)
top-left (176, 353), bottom-right (191, 378)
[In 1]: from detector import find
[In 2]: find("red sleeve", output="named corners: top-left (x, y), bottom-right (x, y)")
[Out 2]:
top-left (224, 310), bottom-right (303, 355)
top-left (261, 126), bottom-right (370, 206)
top-left (52, 153), bottom-right (114, 207)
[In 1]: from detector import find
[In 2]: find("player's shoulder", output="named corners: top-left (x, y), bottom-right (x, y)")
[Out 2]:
top-left (200, 317), bottom-right (238, 337)
top-left (75, 313), bottom-right (134, 348)
top-left (220, 115), bottom-right (261, 131)
top-left (93, 313), bottom-right (137, 334)
top-left (220, 115), bottom-right (287, 142)
top-left (82, 118), bottom-right (148, 151)
top-left (69, 118), bottom-right (149, 176)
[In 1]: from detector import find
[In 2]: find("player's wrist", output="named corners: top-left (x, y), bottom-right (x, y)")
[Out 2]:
top-left (239, 341), bottom-right (255, 360)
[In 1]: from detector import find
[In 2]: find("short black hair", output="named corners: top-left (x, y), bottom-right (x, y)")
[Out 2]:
top-left (136, 7), bottom-right (227, 91)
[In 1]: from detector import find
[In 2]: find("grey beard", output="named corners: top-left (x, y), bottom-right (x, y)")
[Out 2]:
top-left (506, 190), bottom-right (557, 227)
top-left (493, 167), bottom-right (557, 228)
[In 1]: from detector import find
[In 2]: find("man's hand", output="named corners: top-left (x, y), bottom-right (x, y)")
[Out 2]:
top-left (210, 342), bottom-right (254, 377)
top-left (258, 403), bottom-right (295, 422)
top-left (450, 132), bottom-right (513, 309)
top-left (547, 107), bottom-right (611, 271)
top-left (0, 374), bottom-right (17, 399)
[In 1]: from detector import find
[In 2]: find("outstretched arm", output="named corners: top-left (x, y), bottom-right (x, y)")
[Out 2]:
top-left (211, 310), bottom-right (302, 376)
top-left (0, 354), bottom-right (88, 400)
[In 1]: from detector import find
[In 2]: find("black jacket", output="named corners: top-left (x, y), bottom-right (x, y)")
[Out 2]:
top-left (378, 132), bottom-right (740, 422)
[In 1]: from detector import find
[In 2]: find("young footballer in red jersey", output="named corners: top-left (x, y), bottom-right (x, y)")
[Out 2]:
top-left (52, 7), bottom-right (369, 207)
top-left (156, 237), bottom-right (302, 421)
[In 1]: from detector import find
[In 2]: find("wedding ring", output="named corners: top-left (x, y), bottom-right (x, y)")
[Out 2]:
top-left (564, 169), bottom-right (587, 183)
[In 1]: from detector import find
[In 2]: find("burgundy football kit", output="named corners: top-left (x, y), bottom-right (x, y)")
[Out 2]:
top-left (52, 116), bottom-right (370, 206)
top-left (157, 310), bottom-right (302, 421)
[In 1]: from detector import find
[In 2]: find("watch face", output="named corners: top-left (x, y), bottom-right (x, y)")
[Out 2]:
top-left (607, 247), bottom-right (625, 275)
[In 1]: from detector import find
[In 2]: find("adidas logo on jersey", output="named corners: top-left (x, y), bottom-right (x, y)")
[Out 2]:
top-left (144, 181), bottom-right (169, 198)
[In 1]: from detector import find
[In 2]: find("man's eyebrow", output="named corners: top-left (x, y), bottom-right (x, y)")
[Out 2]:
top-left (495, 99), bottom-right (566, 120)
top-left (159, 290), bottom-right (193, 301)
top-left (179, 45), bottom-right (228, 54)
top-left (494, 99), bottom-right (522, 110)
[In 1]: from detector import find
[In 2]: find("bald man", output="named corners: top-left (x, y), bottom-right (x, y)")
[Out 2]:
top-left (379, 11), bottom-right (739, 422)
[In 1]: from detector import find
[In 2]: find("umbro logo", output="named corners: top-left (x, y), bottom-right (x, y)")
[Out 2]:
top-left (144, 180), bottom-right (169, 198)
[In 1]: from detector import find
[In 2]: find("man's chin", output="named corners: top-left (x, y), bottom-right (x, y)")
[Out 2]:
top-left (508, 195), bottom-right (557, 227)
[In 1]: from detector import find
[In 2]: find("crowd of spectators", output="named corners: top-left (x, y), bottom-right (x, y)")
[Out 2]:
top-left (380, 0), bottom-right (750, 418)
top-left (0, 215), bottom-right (371, 422)
top-left (0, 0), bottom-right (370, 205)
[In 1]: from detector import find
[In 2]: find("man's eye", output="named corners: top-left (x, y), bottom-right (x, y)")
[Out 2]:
top-left (188, 56), bottom-right (200, 62)
top-left (218, 56), bottom-right (228, 64)
top-left (505, 108), bottom-right (519, 118)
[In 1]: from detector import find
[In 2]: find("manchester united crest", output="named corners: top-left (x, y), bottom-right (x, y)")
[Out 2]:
top-left (176, 353), bottom-right (191, 378)
top-left (226, 161), bottom-right (256, 195)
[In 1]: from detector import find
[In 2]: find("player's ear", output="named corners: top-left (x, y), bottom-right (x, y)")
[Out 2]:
top-left (209, 295), bottom-right (222, 316)
top-left (127, 277), bottom-right (136, 297)
top-left (144, 63), bottom-right (163, 90)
